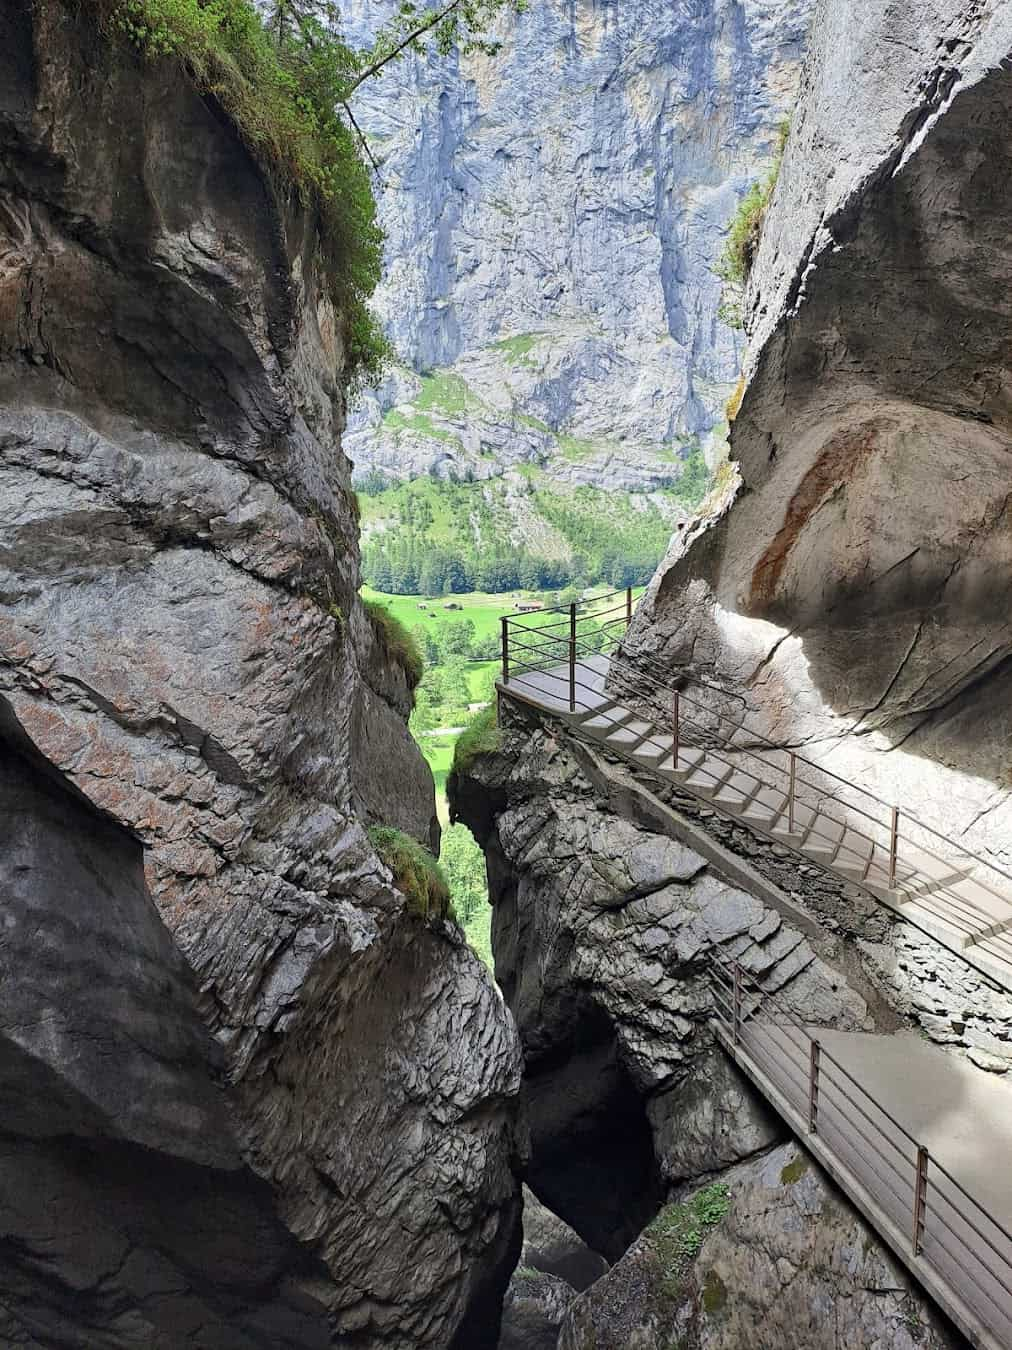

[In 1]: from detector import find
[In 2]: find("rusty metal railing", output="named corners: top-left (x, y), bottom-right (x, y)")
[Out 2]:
top-left (710, 954), bottom-right (1012, 1350)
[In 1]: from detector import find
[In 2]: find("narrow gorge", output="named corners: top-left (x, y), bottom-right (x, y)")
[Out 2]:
top-left (2, 0), bottom-right (1011, 1348)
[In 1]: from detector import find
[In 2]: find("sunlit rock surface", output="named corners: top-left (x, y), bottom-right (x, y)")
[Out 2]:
top-left (342, 0), bottom-right (812, 488)
top-left (628, 0), bottom-right (1012, 867)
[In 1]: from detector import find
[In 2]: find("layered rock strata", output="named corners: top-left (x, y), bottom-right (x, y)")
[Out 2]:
top-left (0, 4), bottom-right (523, 1344)
top-left (453, 701), bottom-right (972, 1346)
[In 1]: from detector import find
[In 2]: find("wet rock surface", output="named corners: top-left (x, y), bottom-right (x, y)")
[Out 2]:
top-left (558, 1143), bottom-right (966, 1350)
top-left (0, 5), bottom-right (523, 1345)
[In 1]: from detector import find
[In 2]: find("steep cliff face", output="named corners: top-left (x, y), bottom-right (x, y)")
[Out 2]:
top-left (0, 713), bottom-right (332, 1347)
top-left (628, 0), bottom-right (1012, 865)
top-left (0, 4), bottom-right (523, 1344)
top-left (343, 0), bottom-right (812, 491)
top-left (452, 701), bottom-right (966, 1346)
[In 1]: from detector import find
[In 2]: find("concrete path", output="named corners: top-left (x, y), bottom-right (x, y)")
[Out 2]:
top-left (501, 656), bottom-right (1012, 990)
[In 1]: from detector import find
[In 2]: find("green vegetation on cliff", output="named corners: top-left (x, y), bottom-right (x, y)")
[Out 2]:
top-left (363, 598), bottom-right (424, 689)
top-left (368, 826), bottom-right (451, 920)
top-left (87, 0), bottom-right (524, 383)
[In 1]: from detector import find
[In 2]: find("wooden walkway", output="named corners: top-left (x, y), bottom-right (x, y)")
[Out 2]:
top-left (711, 959), bottom-right (1012, 1350)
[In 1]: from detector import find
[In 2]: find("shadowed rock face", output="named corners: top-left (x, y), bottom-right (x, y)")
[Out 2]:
top-left (0, 3), bottom-right (523, 1344)
top-left (0, 717), bottom-right (332, 1348)
top-left (628, 0), bottom-right (1012, 865)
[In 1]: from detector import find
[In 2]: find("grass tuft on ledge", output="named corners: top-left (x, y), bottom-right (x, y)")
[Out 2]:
top-left (363, 599), bottom-right (424, 689)
top-left (368, 826), bottom-right (452, 921)
top-left (451, 706), bottom-right (501, 778)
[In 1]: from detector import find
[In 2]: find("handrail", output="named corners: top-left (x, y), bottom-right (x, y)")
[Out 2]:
top-left (500, 597), bottom-right (1012, 931)
top-left (710, 953), bottom-right (1012, 1347)
top-left (502, 656), bottom-right (1012, 965)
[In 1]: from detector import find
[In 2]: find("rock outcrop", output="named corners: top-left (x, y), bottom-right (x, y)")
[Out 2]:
top-left (452, 699), bottom-right (974, 1346)
top-left (0, 712), bottom-right (332, 1348)
top-left (628, 0), bottom-right (1012, 867)
top-left (343, 0), bottom-right (814, 488)
top-left (0, 3), bottom-right (523, 1344)
top-left (452, 706), bottom-right (873, 1252)
top-left (558, 1143), bottom-right (965, 1350)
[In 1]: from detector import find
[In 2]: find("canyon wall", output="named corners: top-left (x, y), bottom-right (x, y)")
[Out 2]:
top-left (342, 0), bottom-right (813, 491)
top-left (0, 3), bottom-right (523, 1344)
top-left (628, 0), bottom-right (1012, 867)
top-left (451, 700), bottom-right (969, 1348)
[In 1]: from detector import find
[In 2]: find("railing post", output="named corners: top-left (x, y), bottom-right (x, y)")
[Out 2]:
top-left (626, 586), bottom-right (633, 627)
top-left (889, 807), bottom-right (900, 888)
top-left (808, 1039), bottom-right (821, 1133)
top-left (672, 689), bottom-right (680, 770)
top-left (912, 1145), bottom-right (929, 1255)
top-left (568, 603), bottom-right (577, 712)
top-left (732, 963), bottom-right (742, 1047)
top-left (788, 752), bottom-right (797, 836)
top-left (500, 615), bottom-right (510, 687)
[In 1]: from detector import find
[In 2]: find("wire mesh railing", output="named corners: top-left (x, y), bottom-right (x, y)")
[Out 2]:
top-left (498, 594), bottom-right (1012, 972)
top-left (711, 955), bottom-right (1012, 1350)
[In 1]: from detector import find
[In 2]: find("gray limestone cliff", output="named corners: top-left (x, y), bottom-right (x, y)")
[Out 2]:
top-left (0, 3), bottom-right (523, 1345)
top-left (341, 0), bottom-right (812, 493)
top-left (627, 0), bottom-right (1012, 870)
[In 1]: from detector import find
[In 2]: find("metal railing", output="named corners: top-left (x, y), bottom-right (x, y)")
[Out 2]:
top-left (710, 955), bottom-right (1012, 1350)
top-left (498, 593), bottom-right (1012, 976)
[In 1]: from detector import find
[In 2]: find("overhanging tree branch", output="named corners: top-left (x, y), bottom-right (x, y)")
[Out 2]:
top-left (342, 0), bottom-right (465, 96)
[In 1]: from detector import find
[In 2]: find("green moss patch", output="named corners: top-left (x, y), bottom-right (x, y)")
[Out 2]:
top-left (451, 706), bottom-right (502, 777)
top-left (648, 1183), bottom-right (731, 1299)
top-left (368, 826), bottom-right (451, 921)
top-left (701, 1269), bottom-right (727, 1315)
top-left (779, 1154), bottom-right (810, 1186)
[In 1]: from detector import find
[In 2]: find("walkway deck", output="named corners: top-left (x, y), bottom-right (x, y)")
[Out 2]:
top-left (715, 993), bottom-right (1012, 1350)
top-left (501, 656), bottom-right (1012, 991)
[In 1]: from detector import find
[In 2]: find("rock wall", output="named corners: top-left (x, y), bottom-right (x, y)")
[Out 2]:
top-left (0, 712), bottom-right (332, 1348)
top-left (559, 1143), bottom-right (965, 1350)
top-left (627, 0), bottom-right (1012, 867)
top-left (0, 3), bottom-right (523, 1344)
top-left (451, 707), bottom-right (864, 1245)
top-left (452, 701), bottom-right (975, 1346)
top-left (342, 0), bottom-right (813, 489)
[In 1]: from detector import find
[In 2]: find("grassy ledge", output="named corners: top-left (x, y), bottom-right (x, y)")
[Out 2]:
top-left (363, 599), bottom-right (424, 690)
top-left (718, 119), bottom-right (789, 285)
top-left (368, 826), bottom-right (451, 921)
top-left (451, 706), bottom-right (502, 778)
